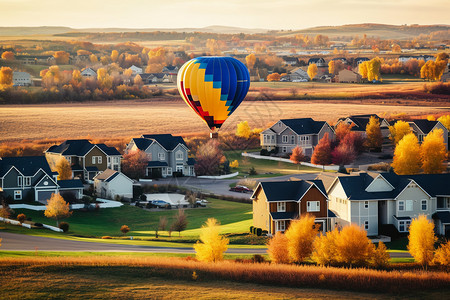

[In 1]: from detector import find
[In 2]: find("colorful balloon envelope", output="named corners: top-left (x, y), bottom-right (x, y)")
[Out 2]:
top-left (177, 56), bottom-right (250, 131)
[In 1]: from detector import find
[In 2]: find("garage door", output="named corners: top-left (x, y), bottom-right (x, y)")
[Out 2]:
top-left (37, 190), bottom-right (57, 202)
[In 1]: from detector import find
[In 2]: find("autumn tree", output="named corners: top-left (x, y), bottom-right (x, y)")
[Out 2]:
top-left (311, 229), bottom-right (338, 266)
top-left (267, 73), bottom-right (281, 81)
top-left (290, 146), bottom-right (305, 164)
top-left (1, 51), bottom-right (15, 60)
top-left (285, 215), bottom-right (319, 263)
top-left (0, 66), bottom-right (13, 89)
top-left (389, 120), bottom-right (411, 144)
top-left (89, 54), bottom-right (98, 64)
top-left (194, 218), bottom-right (229, 262)
top-left (44, 193), bottom-right (72, 226)
top-left (434, 240), bottom-right (450, 266)
top-left (359, 61), bottom-right (369, 79)
top-left (408, 215), bottom-right (436, 268)
top-left (335, 224), bottom-right (374, 267)
top-left (311, 133), bottom-right (332, 165)
top-left (97, 68), bottom-right (112, 89)
top-left (267, 231), bottom-right (290, 264)
top-left (55, 157), bottom-right (72, 180)
top-left (307, 63), bottom-right (318, 80)
top-left (111, 50), bottom-right (119, 62)
top-left (367, 57), bottom-right (382, 81)
top-left (120, 225), bottom-right (130, 235)
top-left (17, 213), bottom-right (26, 224)
top-left (421, 129), bottom-right (447, 174)
top-left (121, 150), bottom-right (149, 179)
top-left (437, 115), bottom-right (450, 131)
top-left (133, 74), bottom-right (143, 86)
top-left (392, 133), bottom-right (421, 175)
top-left (365, 116), bottom-right (383, 149)
top-left (229, 160), bottom-right (239, 168)
top-left (371, 241), bottom-right (390, 269)
top-left (328, 60), bottom-right (344, 76)
top-left (236, 121), bottom-right (251, 139)
top-left (331, 142), bottom-right (356, 166)
top-left (392, 44), bottom-right (401, 53)
top-left (335, 122), bottom-right (353, 142)
top-left (53, 51), bottom-right (70, 65)
top-left (41, 65), bottom-right (61, 88)
top-left (195, 139), bottom-right (224, 176)
top-left (245, 53), bottom-right (256, 69)
top-left (172, 209), bottom-right (188, 237)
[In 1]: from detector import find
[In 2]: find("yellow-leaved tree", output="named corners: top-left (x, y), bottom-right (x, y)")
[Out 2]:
top-left (389, 120), bottom-right (411, 144)
top-left (434, 240), bottom-right (450, 266)
top-left (267, 231), bottom-right (290, 264)
top-left (407, 215), bottom-right (436, 268)
top-left (391, 133), bottom-right (421, 175)
top-left (307, 63), bottom-right (318, 80)
top-left (371, 241), bottom-right (390, 269)
top-left (44, 193), bottom-right (72, 226)
top-left (229, 160), bottom-right (239, 168)
top-left (245, 53), bottom-right (256, 70)
top-left (311, 228), bottom-right (339, 266)
top-left (97, 68), bottom-right (112, 89)
top-left (437, 115), bottom-right (450, 131)
top-left (55, 157), bottom-right (72, 180)
top-left (367, 57), bottom-right (382, 81)
top-left (194, 218), bottom-right (229, 262)
top-left (236, 121), bottom-right (251, 139)
top-left (111, 50), bottom-right (119, 62)
top-left (334, 224), bottom-right (374, 267)
top-left (365, 116), bottom-right (382, 149)
top-left (359, 61), bottom-right (369, 79)
top-left (421, 129), bottom-right (447, 174)
top-left (285, 214), bottom-right (318, 263)
top-left (0, 66), bottom-right (13, 89)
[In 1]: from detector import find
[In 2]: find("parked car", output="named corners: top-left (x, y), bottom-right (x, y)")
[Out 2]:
top-left (196, 199), bottom-right (208, 207)
top-left (151, 200), bottom-right (169, 208)
top-left (229, 185), bottom-right (253, 193)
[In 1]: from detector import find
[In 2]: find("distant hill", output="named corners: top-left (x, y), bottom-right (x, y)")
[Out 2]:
top-left (0, 26), bottom-right (72, 36)
top-left (277, 23), bottom-right (450, 40)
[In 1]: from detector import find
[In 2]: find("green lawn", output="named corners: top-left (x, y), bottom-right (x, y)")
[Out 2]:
top-left (13, 198), bottom-right (252, 239)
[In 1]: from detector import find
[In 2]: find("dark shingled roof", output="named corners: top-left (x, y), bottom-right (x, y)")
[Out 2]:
top-left (341, 114), bottom-right (382, 132)
top-left (46, 140), bottom-right (120, 157)
top-left (394, 216), bottom-right (412, 221)
top-left (85, 166), bottom-right (98, 172)
top-left (0, 156), bottom-right (53, 177)
top-left (433, 211), bottom-right (450, 224)
top-left (131, 138), bottom-right (153, 151)
top-left (410, 119), bottom-right (439, 134)
top-left (259, 180), bottom-right (326, 202)
top-left (270, 212), bottom-right (298, 220)
top-left (58, 179), bottom-right (83, 189)
top-left (141, 134), bottom-right (187, 151)
top-left (280, 118), bottom-right (325, 135)
top-left (147, 161), bottom-right (168, 167)
top-left (97, 144), bottom-right (121, 156)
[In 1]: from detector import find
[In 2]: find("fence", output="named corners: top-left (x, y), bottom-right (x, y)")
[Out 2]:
top-left (3, 197), bottom-right (123, 211)
top-left (197, 172), bottom-right (239, 179)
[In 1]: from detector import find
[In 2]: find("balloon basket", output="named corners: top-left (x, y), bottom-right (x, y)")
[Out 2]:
top-left (210, 132), bottom-right (219, 139)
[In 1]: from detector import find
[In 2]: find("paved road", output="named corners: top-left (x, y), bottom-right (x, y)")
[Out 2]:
top-left (0, 232), bottom-right (412, 258)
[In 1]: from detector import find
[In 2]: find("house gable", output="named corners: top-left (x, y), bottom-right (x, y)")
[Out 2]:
top-left (328, 178), bottom-right (348, 200)
top-left (395, 180), bottom-right (431, 201)
top-left (35, 174), bottom-right (58, 188)
top-left (365, 175), bottom-right (394, 192)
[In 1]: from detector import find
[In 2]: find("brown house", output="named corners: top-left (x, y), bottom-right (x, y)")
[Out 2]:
top-left (335, 69), bottom-right (362, 83)
top-left (251, 180), bottom-right (330, 235)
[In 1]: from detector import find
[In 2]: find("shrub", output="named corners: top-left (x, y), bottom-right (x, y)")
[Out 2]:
top-left (335, 225), bottom-right (374, 267)
top-left (260, 149), bottom-right (269, 156)
top-left (102, 236), bottom-right (112, 239)
top-left (16, 213), bottom-right (26, 224)
top-left (194, 218), bottom-right (229, 262)
top-left (367, 162), bottom-right (391, 171)
top-left (311, 229), bottom-right (339, 266)
top-left (256, 228), bottom-right (262, 236)
top-left (120, 225), bottom-right (130, 235)
top-left (371, 241), bottom-right (390, 269)
top-left (267, 232), bottom-right (290, 264)
top-left (249, 166), bottom-right (257, 176)
top-left (58, 222), bottom-right (69, 233)
top-left (249, 226), bottom-right (254, 233)
top-left (34, 222), bottom-right (43, 227)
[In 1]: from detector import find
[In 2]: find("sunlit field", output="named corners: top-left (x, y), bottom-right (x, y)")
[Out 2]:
top-left (1, 99), bottom-right (448, 142)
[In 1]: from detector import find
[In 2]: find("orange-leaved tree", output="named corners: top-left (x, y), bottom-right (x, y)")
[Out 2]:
top-left (311, 132), bottom-right (332, 165)
top-left (391, 133), bottom-right (421, 175)
top-left (194, 218), bottom-right (229, 262)
top-left (245, 53), bottom-right (256, 70)
top-left (55, 157), bottom-right (72, 180)
top-left (407, 215), bottom-right (436, 268)
top-left (53, 51), bottom-right (70, 65)
top-left (1, 51), bottom-right (15, 60)
top-left (120, 225), bottom-right (130, 235)
top-left (334, 224), bottom-right (374, 267)
top-left (371, 241), bottom-right (390, 269)
top-left (285, 214), bottom-right (319, 263)
top-left (434, 240), bottom-right (450, 266)
top-left (365, 116), bottom-right (383, 149)
top-left (311, 228), bottom-right (339, 266)
top-left (0, 66), bottom-right (13, 89)
top-left (437, 115), bottom-right (450, 131)
top-left (121, 150), bottom-right (149, 179)
top-left (267, 231), bottom-right (290, 264)
top-left (267, 72), bottom-right (281, 82)
top-left (44, 193), bottom-right (72, 226)
top-left (421, 129), bottom-right (447, 174)
top-left (307, 63), bottom-right (318, 80)
top-left (389, 120), bottom-right (411, 145)
top-left (290, 146), bottom-right (305, 164)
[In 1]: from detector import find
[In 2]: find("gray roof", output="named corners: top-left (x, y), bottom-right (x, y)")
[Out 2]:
top-left (280, 118), bottom-right (326, 135)
top-left (258, 180), bottom-right (326, 202)
top-left (141, 134), bottom-right (187, 151)
top-left (0, 156), bottom-right (53, 177)
top-left (340, 114), bottom-right (383, 131)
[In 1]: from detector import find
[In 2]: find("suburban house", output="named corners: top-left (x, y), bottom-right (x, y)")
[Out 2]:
top-left (335, 69), bottom-right (362, 83)
top-left (325, 171), bottom-right (450, 237)
top-left (80, 68), bottom-right (96, 77)
top-left (162, 65), bottom-right (179, 73)
top-left (355, 57), bottom-right (370, 66)
top-left (281, 67), bottom-right (309, 82)
top-left (251, 180), bottom-right (330, 235)
top-left (139, 73), bottom-right (175, 84)
top-left (0, 156), bottom-right (83, 202)
top-left (282, 56), bottom-right (299, 66)
top-left (408, 119), bottom-right (449, 149)
top-left (331, 57), bottom-right (348, 65)
top-left (125, 134), bottom-right (195, 178)
top-left (12, 71), bottom-right (32, 86)
top-left (45, 140), bottom-right (122, 182)
top-left (307, 58), bottom-right (326, 67)
top-left (93, 169), bottom-right (133, 200)
top-left (260, 118), bottom-right (335, 156)
top-left (128, 65), bottom-right (143, 75)
top-left (336, 114), bottom-right (391, 138)
top-left (398, 55), bottom-right (435, 63)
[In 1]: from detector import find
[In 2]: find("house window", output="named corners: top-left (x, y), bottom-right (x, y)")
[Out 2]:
top-left (398, 220), bottom-right (412, 232)
top-left (24, 177), bottom-right (32, 186)
top-left (167, 167), bottom-right (172, 175)
top-left (107, 157), bottom-right (111, 164)
top-left (66, 156), bottom-right (71, 163)
top-left (278, 122), bottom-right (282, 128)
top-left (282, 146), bottom-right (287, 153)
top-left (364, 220), bottom-right (369, 230)
top-left (299, 136), bottom-right (311, 146)
top-left (277, 202), bottom-right (286, 212)
top-left (276, 220), bottom-right (286, 232)
top-left (176, 165), bottom-right (183, 172)
top-left (364, 201), bottom-right (369, 209)
top-left (282, 135), bottom-right (288, 143)
top-left (398, 200), bottom-right (405, 211)
top-left (405, 200), bottom-right (413, 211)
top-left (421, 200), bottom-right (428, 211)
top-left (14, 190), bottom-right (22, 200)
top-left (291, 136), bottom-right (295, 144)
top-left (158, 153), bottom-right (165, 160)
top-left (92, 156), bottom-right (102, 164)
top-left (307, 201), bottom-right (320, 212)
top-left (271, 135), bottom-right (275, 142)
top-left (418, 135), bottom-right (424, 143)
top-left (17, 176), bottom-right (23, 186)
top-left (176, 151), bottom-right (184, 161)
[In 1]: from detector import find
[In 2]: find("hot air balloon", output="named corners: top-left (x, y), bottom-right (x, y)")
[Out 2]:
top-left (177, 56), bottom-right (250, 133)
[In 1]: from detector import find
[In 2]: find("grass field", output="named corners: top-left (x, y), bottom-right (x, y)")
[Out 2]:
top-left (1, 99), bottom-right (448, 143)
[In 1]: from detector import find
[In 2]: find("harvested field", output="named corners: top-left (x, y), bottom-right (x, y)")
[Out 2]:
top-left (0, 99), bottom-right (449, 142)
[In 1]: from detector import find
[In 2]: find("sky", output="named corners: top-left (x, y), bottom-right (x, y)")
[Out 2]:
top-left (1, 0), bottom-right (449, 30)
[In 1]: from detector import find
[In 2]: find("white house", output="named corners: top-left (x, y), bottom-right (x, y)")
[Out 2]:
top-left (94, 169), bottom-right (133, 200)
top-left (13, 72), bottom-right (32, 86)
top-left (80, 68), bottom-right (96, 77)
top-left (129, 65), bottom-right (143, 75)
